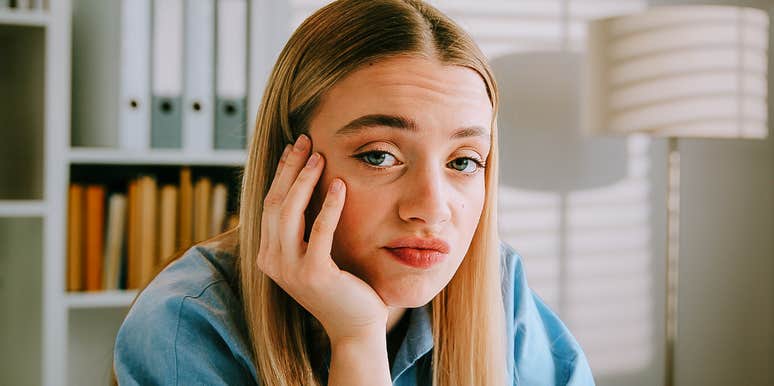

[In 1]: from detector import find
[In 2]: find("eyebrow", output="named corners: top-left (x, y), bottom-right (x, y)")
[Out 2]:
top-left (334, 114), bottom-right (490, 141)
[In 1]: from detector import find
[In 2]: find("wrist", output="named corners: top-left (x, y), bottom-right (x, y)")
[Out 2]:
top-left (329, 330), bottom-right (391, 386)
top-left (329, 326), bottom-right (387, 349)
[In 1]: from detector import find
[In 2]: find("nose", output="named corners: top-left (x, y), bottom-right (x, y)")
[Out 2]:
top-left (397, 164), bottom-right (452, 228)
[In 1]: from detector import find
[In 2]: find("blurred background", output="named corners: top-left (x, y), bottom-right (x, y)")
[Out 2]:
top-left (0, 0), bottom-right (771, 385)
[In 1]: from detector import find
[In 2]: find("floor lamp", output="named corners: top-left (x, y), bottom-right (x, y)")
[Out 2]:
top-left (583, 5), bottom-right (769, 386)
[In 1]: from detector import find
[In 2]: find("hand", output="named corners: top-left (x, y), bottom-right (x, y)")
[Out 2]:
top-left (256, 134), bottom-right (389, 344)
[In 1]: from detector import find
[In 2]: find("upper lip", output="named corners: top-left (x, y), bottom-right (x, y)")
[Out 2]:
top-left (384, 236), bottom-right (450, 253)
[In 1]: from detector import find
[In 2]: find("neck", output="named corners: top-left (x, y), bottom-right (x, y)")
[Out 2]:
top-left (386, 307), bottom-right (407, 333)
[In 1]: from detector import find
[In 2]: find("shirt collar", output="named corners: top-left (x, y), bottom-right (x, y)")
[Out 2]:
top-left (390, 303), bottom-right (434, 381)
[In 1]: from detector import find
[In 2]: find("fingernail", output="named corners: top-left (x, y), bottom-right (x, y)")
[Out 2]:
top-left (294, 134), bottom-right (309, 151)
top-left (305, 152), bottom-right (320, 168)
top-left (329, 179), bottom-right (343, 193)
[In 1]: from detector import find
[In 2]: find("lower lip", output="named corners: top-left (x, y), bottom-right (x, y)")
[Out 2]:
top-left (385, 248), bottom-right (447, 269)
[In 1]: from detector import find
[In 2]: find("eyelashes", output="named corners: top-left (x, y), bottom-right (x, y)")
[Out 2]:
top-left (352, 150), bottom-right (487, 174)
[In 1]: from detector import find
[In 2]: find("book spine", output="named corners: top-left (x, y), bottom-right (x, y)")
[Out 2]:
top-left (66, 184), bottom-right (84, 291)
top-left (84, 185), bottom-right (106, 291)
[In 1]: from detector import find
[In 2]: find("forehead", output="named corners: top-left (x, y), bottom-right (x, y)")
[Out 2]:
top-left (309, 56), bottom-right (493, 139)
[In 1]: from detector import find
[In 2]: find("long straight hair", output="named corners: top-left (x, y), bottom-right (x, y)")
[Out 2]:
top-left (238, 1), bottom-right (506, 384)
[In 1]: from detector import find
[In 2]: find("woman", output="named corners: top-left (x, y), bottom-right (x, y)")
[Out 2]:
top-left (114, 0), bottom-right (594, 385)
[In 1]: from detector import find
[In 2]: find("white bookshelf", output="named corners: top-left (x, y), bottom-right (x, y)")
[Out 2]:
top-left (0, 1), bottom-right (66, 386)
top-left (0, 0), bottom-right (278, 384)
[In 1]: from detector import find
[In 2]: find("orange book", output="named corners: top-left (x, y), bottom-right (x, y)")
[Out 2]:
top-left (66, 184), bottom-right (84, 291)
top-left (84, 185), bottom-right (106, 291)
top-left (178, 167), bottom-right (193, 250)
top-left (158, 184), bottom-right (178, 262)
top-left (193, 176), bottom-right (211, 243)
top-left (126, 179), bottom-right (139, 289)
top-left (138, 175), bottom-right (158, 287)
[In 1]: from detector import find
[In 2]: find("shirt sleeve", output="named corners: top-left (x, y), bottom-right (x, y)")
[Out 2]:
top-left (531, 292), bottom-right (595, 386)
top-left (502, 241), bottom-right (596, 386)
top-left (114, 280), bottom-right (255, 386)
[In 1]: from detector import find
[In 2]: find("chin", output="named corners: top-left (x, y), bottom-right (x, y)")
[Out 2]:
top-left (373, 278), bottom-right (444, 308)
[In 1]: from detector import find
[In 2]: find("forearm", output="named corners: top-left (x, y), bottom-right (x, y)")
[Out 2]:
top-left (328, 333), bottom-right (391, 386)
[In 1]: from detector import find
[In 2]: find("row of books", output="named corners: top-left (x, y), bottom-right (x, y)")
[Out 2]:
top-left (66, 167), bottom-right (238, 292)
top-left (72, 0), bottom-right (251, 151)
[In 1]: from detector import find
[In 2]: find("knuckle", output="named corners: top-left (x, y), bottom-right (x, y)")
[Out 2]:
top-left (311, 219), bottom-right (332, 235)
top-left (278, 205), bottom-right (294, 223)
top-left (295, 169), bottom-right (313, 184)
top-left (284, 154), bottom-right (303, 170)
top-left (263, 193), bottom-right (283, 209)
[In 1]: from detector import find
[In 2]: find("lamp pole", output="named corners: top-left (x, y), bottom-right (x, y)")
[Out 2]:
top-left (664, 137), bottom-right (681, 386)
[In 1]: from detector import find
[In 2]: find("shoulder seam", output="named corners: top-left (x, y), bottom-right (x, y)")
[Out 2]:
top-left (172, 279), bottom-right (227, 386)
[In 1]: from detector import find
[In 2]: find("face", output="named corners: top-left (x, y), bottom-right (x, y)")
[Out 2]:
top-left (306, 55), bottom-right (493, 308)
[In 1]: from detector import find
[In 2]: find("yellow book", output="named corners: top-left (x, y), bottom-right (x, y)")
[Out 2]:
top-left (193, 176), bottom-right (211, 242)
top-left (138, 175), bottom-right (158, 287)
top-left (178, 167), bottom-right (193, 249)
top-left (209, 183), bottom-right (228, 237)
top-left (226, 213), bottom-right (239, 230)
top-left (158, 184), bottom-right (178, 262)
top-left (127, 179), bottom-right (139, 289)
top-left (103, 193), bottom-right (127, 290)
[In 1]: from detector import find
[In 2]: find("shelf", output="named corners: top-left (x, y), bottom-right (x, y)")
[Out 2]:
top-left (0, 23), bottom-right (45, 200)
top-left (0, 9), bottom-right (50, 27)
top-left (68, 307), bottom-right (128, 386)
top-left (68, 148), bottom-right (247, 166)
top-left (65, 290), bottom-right (138, 309)
top-left (0, 217), bottom-right (43, 385)
top-left (0, 200), bottom-right (45, 217)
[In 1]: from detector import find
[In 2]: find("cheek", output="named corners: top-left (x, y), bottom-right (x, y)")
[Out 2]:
top-left (457, 179), bottom-right (485, 221)
top-left (335, 182), bottom-right (392, 239)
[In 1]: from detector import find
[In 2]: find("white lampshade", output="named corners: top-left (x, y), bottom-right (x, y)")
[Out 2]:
top-left (583, 6), bottom-right (770, 139)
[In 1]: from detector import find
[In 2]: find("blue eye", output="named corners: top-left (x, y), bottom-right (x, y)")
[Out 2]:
top-left (448, 157), bottom-right (483, 173)
top-left (357, 151), bottom-right (399, 167)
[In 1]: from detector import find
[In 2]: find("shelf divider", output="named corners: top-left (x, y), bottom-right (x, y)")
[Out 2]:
top-left (68, 148), bottom-right (246, 166)
top-left (0, 200), bottom-right (46, 217)
top-left (66, 290), bottom-right (138, 309)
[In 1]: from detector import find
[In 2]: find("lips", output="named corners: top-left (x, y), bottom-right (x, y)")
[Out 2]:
top-left (384, 236), bottom-right (450, 269)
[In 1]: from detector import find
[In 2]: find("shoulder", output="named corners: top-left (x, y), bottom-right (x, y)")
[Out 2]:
top-left (114, 244), bottom-right (258, 385)
top-left (499, 241), bottom-right (595, 386)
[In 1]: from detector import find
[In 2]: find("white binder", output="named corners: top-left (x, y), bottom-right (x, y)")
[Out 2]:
top-left (119, 0), bottom-right (152, 150)
top-left (151, 0), bottom-right (184, 148)
top-left (248, 0), bottom-right (291, 138)
top-left (215, 0), bottom-right (248, 149)
top-left (183, 0), bottom-right (215, 153)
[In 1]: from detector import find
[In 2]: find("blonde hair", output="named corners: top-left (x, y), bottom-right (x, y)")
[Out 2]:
top-left (238, 0), bottom-right (506, 384)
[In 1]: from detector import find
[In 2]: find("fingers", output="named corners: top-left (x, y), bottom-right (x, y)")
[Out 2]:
top-left (258, 144), bottom-right (291, 253)
top-left (264, 135), bottom-right (310, 215)
top-left (273, 144), bottom-right (292, 183)
top-left (306, 178), bottom-right (346, 264)
top-left (279, 151), bottom-right (325, 258)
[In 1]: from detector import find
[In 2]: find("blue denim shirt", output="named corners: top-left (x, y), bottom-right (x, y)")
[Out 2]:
top-left (114, 242), bottom-right (595, 385)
